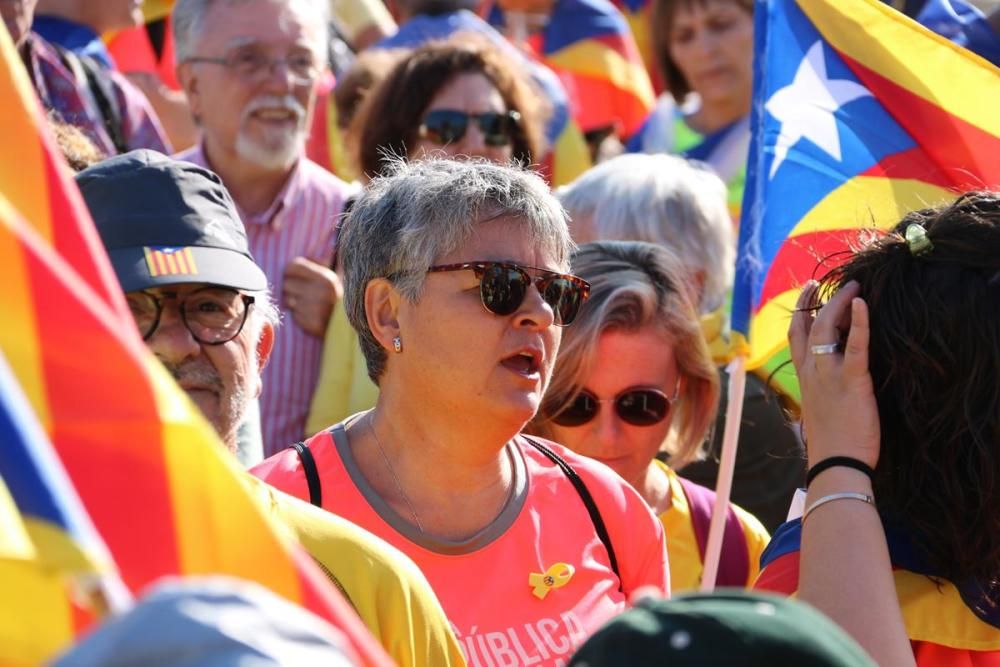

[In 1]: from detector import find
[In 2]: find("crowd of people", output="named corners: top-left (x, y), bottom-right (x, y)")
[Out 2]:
top-left (4, 0), bottom-right (999, 664)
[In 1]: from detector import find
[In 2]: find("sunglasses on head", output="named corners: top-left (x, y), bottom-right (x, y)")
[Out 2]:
top-left (419, 109), bottom-right (521, 147)
top-left (549, 379), bottom-right (682, 427)
top-left (427, 261), bottom-right (590, 326)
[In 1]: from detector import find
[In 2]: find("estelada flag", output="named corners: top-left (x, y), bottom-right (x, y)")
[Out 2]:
top-left (0, 350), bottom-right (125, 666)
top-left (731, 0), bottom-right (1000, 386)
top-left (0, 23), bottom-right (389, 666)
top-left (488, 0), bottom-right (655, 139)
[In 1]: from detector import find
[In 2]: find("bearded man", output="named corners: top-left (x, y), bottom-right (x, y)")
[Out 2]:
top-left (77, 150), bottom-right (465, 667)
top-left (173, 0), bottom-right (352, 456)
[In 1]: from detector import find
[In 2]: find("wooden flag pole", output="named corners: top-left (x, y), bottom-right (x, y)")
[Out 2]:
top-left (699, 355), bottom-right (747, 592)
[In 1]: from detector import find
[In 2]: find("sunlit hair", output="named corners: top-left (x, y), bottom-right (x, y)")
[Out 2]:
top-left (557, 153), bottom-right (734, 313)
top-left (340, 157), bottom-right (572, 384)
top-left (529, 241), bottom-right (719, 467)
top-left (650, 0), bottom-right (753, 102)
top-left (812, 191), bottom-right (1000, 593)
top-left (350, 34), bottom-right (548, 179)
top-left (173, 0), bottom-right (329, 63)
top-left (50, 119), bottom-right (105, 172)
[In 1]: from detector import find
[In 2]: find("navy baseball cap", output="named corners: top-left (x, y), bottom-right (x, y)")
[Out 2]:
top-left (76, 150), bottom-right (268, 293)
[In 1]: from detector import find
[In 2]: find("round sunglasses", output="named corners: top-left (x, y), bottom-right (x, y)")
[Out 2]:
top-left (427, 261), bottom-right (590, 326)
top-left (418, 109), bottom-right (521, 147)
top-left (549, 379), bottom-right (682, 427)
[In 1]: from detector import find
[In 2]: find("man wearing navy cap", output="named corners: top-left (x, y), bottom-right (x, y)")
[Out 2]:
top-left (77, 149), bottom-right (278, 454)
top-left (75, 149), bottom-right (468, 667)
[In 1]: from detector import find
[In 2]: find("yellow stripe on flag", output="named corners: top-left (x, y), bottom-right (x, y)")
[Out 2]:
top-left (0, 26), bottom-right (51, 244)
top-left (0, 477), bottom-right (35, 562)
top-left (787, 177), bottom-right (953, 238)
top-left (546, 40), bottom-right (656, 108)
top-left (0, 198), bottom-right (48, 429)
top-left (181, 247), bottom-right (197, 275)
top-left (143, 247), bottom-right (160, 277)
top-left (747, 288), bottom-right (800, 370)
top-left (0, 559), bottom-right (76, 667)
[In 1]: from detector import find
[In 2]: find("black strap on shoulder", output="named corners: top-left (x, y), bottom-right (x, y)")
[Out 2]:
top-left (524, 436), bottom-right (622, 591)
top-left (291, 441), bottom-right (322, 507)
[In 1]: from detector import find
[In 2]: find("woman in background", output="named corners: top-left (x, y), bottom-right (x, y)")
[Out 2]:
top-left (530, 241), bottom-right (769, 591)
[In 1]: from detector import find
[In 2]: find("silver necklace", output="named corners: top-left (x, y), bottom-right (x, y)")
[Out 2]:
top-left (368, 412), bottom-right (425, 532)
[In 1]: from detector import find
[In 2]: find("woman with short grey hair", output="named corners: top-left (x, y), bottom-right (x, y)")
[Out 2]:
top-left (254, 158), bottom-right (669, 666)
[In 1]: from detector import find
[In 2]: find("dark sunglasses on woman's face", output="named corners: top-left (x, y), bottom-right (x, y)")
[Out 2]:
top-left (418, 109), bottom-right (521, 147)
top-left (549, 378), bottom-right (682, 427)
top-left (426, 261), bottom-right (591, 326)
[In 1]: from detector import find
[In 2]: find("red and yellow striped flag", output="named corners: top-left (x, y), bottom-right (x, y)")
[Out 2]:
top-left (0, 24), bottom-right (390, 666)
top-left (143, 246), bottom-right (198, 277)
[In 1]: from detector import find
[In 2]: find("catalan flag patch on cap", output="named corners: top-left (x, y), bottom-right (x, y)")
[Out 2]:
top-left (144, 246), bottom-right (198, 278)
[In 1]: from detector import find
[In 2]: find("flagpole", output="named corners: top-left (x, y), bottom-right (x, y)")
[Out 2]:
top-left (699, 355), bottom-right (747, 592)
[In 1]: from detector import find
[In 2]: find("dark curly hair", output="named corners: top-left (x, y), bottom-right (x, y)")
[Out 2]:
top-left (349, 35), bottom-right (548, 179)
top-left (814, 191), bottom-right (1000, 596)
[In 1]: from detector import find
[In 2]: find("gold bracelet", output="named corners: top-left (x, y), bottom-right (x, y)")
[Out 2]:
top-left (802, 492), bottom-right (874, 523)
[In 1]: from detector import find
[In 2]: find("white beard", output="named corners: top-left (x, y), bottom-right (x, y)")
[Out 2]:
top-left (235, 94), bottom-right (308, 171)
top-left (235, 123), bottom-right (305, 171)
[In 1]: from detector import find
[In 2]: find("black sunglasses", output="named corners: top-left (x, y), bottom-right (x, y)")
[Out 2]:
top-left (427, 261), bottom-right (591, 326)
top-left (550, 379), bottom-right (681, 427)
top-left (419, 109), bottom-right (521, 147)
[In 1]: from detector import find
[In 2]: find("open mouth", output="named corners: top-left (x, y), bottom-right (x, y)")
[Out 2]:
top-left (500, 349), bottom-right (541, 377)
top-left (251, 108), bottom-right (299, 123)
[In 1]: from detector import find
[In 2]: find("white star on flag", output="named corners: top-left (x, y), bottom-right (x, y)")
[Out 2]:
top-left (765, 41), bottom-right (871, 179)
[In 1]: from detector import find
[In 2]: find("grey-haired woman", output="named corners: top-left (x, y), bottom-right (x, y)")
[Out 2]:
top-left (253, 158), bottom-right (669, 667)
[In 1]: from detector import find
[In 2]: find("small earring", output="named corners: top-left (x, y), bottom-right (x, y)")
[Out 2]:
top-left (392, 336), bottom-right (402, 353)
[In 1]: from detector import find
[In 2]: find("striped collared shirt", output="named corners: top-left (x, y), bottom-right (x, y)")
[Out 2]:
top-left (176, 144), bottom-right (351, 456)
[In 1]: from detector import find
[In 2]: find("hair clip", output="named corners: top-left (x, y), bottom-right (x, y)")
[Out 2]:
top-left (905, 223), bottom-right (934, 257)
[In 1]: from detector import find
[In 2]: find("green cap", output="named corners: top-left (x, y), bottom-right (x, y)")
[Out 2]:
top-left (569, 591), bottom-right (876, 667)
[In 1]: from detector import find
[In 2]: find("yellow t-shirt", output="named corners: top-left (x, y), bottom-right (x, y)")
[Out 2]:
top-left (655, 460), bottom-right (770, 593)
top-left (247, 478), bottom-right (466, 667)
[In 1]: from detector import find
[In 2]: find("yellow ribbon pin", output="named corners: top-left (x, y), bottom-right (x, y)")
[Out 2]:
top-left (529, 563), bottom-right (575, 600)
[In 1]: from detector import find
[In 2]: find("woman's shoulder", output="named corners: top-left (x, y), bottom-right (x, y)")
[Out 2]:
top-left (516, 435), bottom-right (654, 514)
top-left (659, 460), bottom-right (770, 543)
top-left (250, 427), bottom-right (342, 497)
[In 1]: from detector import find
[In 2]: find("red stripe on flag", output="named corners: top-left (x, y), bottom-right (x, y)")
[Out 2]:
top-left (838, 52), bottom-right (1000, 190)
top-left (754, 229), bottom-right (863, 314)
top-left (859, 147), bottom-right (956, 187)
top-left (22, 240), bottom-right (182, 591)
top-left (753, 551), bottom-right (800, 594)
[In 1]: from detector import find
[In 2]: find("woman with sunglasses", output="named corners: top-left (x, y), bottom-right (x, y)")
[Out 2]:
top-left (253, 159), bottom-right (669, 667)
top-left (529, 241), bottom-right (769, 592)
top-left (349, 35), bottom-right (547, 180)
top-left (304, 35), bottom-right (550, 433)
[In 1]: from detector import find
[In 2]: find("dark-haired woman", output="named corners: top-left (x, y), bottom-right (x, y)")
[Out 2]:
top-left (756, 192), bottom-right (1000, 665)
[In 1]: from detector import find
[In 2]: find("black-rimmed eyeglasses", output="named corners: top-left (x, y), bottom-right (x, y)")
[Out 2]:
top-left (126, 287), bottom-right (255, 345)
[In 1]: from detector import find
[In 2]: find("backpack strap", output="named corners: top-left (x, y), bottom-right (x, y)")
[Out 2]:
top-left (290, 440), bottom-right (323, 507)
top-left (523, 437), bottom-right (622, 592)
top-left (677, 476), bottom-right (750, 587)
